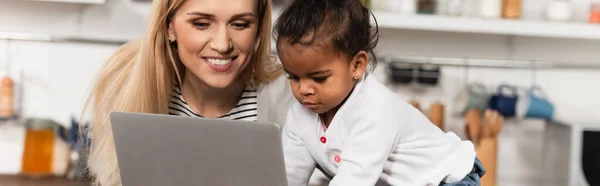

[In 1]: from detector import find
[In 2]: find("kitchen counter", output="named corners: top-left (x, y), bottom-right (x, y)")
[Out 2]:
top-left (0, 175), bottom-right (90, 186)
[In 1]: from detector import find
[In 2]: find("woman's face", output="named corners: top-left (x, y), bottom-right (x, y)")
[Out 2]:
top-left (168, 0), bottom-right (259, 89)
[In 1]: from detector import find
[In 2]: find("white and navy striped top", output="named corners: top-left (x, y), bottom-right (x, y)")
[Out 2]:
top-left (168, 85), bottom-right (258, 121)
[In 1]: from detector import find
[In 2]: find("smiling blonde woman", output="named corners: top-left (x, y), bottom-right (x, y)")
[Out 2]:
top-left (82, 0), bottom-right (294, 185)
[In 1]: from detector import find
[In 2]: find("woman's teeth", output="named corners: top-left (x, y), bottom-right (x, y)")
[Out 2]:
top-left (206, 58), bottom-right (233, 66)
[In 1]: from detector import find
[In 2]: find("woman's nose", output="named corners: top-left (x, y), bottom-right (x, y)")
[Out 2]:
top-left (209, 26), bottom-right (233, 53)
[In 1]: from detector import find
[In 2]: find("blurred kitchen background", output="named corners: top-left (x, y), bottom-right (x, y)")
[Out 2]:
top-left (1, 0), bottom-right (600, 185)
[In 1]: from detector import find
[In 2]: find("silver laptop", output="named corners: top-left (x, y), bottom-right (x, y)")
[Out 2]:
top-left (110, 112), bottom-right (288, 186)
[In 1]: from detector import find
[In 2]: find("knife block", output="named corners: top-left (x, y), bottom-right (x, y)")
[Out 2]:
top-left (467, 109), bottom-right (503, 186)
top-left (428, 102), bottom-right (445, 131)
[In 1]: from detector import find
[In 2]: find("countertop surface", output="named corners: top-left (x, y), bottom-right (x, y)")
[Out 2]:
top-left (0, 175), bottom-right (90, 186)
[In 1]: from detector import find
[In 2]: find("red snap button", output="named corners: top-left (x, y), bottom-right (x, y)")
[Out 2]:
top-left (334, 155), bottom-right (341, 163)
top-left (320, 136), bottom-right (327, 144)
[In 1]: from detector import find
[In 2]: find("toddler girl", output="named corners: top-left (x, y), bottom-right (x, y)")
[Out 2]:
top-left (274, 0), bottom-right (484, 185)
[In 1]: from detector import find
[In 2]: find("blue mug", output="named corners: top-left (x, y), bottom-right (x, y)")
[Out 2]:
top-left (524, 87), bottom-right (555, 119)
top-left (488, 85), bottom-right (518, 117)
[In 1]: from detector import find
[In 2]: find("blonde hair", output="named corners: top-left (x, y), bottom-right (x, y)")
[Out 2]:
top-left (82, 0), bottom-right (279, 185)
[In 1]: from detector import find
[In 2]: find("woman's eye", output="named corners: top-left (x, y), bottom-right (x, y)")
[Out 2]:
top-left (232, 22), bottom-right (250, 29)
top-left (192, 22), bottom-right (210, 29)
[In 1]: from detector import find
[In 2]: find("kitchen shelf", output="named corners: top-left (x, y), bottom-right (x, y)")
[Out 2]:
top-left (0, 31), bottom-right (129, 45)
top-left (272, 7), bottom-right (600, 40)
top-left (371, 11), bottom-right (600, 40)
top-left (20, 0), bottom-right (106, 5)
top-left (4, 7), bottom-right (600, 45)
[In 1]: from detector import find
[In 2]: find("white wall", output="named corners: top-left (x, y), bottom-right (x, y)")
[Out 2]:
top-left (1, 0), bottom-right (599, 185)
top-left (0, 0), bottom-right (149, 125)
top-left (0, 40), bottom-right (117, 125)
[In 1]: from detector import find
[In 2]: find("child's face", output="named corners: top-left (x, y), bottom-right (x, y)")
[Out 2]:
top-left (278, 41), bottom-right (367, 114)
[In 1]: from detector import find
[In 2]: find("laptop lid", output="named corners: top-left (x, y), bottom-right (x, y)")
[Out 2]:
top-left (109, 112), bottom-right (288, 186)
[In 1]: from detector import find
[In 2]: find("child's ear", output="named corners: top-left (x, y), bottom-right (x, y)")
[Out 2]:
top-left (351, 51), bottom-right (369, 80)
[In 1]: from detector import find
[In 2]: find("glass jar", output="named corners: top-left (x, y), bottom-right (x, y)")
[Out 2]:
top-left (480, 0), bottom-right (502, 18)
top-left (502, 0), bottom-right (521, 19)
top-left (417, 0), bottom-right (437, 14)
top-left (446, 0), bottom-right (464, 16)
top-left (370, 0), bottom-right (389, 12)
top-left (545, 0), bottom-right (573, 22)
top-left (20, 119), bottom-right (59, 178)
top-left (0, 76), bottom-right (15, 118)
top-left (590, 3), bottom-right (600, 23)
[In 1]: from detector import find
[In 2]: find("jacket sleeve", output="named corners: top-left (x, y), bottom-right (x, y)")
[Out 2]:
top-left (282, 107), bottom-right (316, 186)
top-left (328, 105), bottom-right (400, 186)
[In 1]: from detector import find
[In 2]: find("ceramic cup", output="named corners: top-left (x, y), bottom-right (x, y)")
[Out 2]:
top-left (525, 87), bottom-right (555, 119)
top-left (455, 83), bottom-right (491, 115)
top-left (488, 85), bottom-right (518, 117)
top-left (416, 64), bottom-right (441, 85)
top-left (546, 0), bottom-right (574, 22)
top-left (388, 63), bottom-right (414, 84)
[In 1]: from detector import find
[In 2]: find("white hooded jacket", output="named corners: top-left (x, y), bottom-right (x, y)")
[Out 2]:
top-left (282, 73), bottom-right (476, 186)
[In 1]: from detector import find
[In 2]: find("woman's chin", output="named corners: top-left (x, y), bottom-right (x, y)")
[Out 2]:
top-left (203, 78), bottom-right (239, 89)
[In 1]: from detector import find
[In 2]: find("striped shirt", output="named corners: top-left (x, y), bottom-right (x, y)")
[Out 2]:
top-left (168, 85), bottom-right (258, 121)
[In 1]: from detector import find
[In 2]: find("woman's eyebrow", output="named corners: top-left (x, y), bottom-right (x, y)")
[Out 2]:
top-left (187, 12), bottom-right (214, 17)
top-left (232, 12), bottom-right (256, 19)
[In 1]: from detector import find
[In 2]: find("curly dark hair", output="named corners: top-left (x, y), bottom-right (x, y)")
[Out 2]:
top-left (274, 0), bottom-right (380, 69)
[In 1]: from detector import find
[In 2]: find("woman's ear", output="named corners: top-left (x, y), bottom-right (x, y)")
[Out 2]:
top-left (350, 51), bottom-right (369, 80)
top-left (168, 22), bottom-right (177, 42)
